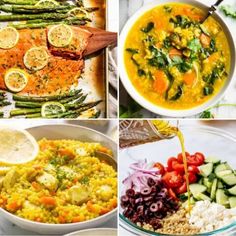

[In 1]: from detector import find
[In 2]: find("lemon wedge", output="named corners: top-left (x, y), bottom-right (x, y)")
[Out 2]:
top-left (48, 24), bottom-right (73, 48)
top-left (0, 27), bottom-right (19, 49)
top-left (23, 47), bottom-right (49, 71)
top-left (0, 127), bottom-right (39, 165)
top-left (4, 68), bottom-right (28, 93)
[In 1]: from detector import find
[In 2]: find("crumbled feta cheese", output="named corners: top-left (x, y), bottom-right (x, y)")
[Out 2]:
top-left (189, 200), bottom-right (236, 232)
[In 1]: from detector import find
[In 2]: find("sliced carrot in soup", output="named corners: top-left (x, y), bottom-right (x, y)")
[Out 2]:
top-left (153, 70), bottom-right (169, 94)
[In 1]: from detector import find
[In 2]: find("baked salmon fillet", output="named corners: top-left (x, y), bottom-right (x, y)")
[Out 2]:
top-left (0, 26), bottom-right (91, 96)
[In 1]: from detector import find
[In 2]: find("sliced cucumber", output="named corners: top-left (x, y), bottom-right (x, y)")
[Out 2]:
top-left (205, 157), bottom-right (220, 164)
top-left (203, 178), bottom-right (213, 193)
top-left (217, 181), bottom-right (224, 189)
top-left (190, 184), bottom-right (207, 197)
top-left (215, 163), bottom-right (232, 174)
top-left (221, 174), bottom-right (236, 186)
top-left (229, 197), bottom-right (236, 208)
top-left (198, 178), bottom-right (203, 185)
top-left (195, 193), bottom-right (211, 201)
top-left (199, 163), bottom-right (213, 177)
top-left (210, 179), bottom-right (218, 200)
top-left (216, 170), bottom-right (232, 179)
top-left (216, 189), bottom-right (229, 206)
top-left (228, 186), bottom-right (236, 196)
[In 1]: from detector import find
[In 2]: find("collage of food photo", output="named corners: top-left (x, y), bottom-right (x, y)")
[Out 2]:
top-left (0, 0), bottom-right (236, 235)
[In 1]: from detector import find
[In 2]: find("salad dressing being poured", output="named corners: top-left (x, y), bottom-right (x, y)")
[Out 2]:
top-left (151, 120), bottom-right (191, 212)
top-left (119, 119), bottom-right (191, 211)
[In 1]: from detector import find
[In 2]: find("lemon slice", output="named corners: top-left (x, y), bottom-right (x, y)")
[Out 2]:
top-left (4, 68), bottom-right (28, 93)
top-left (41, 102), bottom-right (66, 117)
top-left (67, 7), bottom-right (89, 18)
top-left (23, 47), bottom-right (49, 71)
top-left (0, 167), bottom-right (11, 175)
top-left (48, 24), bottom-right (73, 48)
top-left (0, 27), bottom-right (19, 49)
top-left (0, 127), bottom-right (39, 165)
top-left (35, 0), bottom-right (59, 7)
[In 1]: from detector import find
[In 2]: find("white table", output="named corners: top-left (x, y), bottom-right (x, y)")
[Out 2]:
top-left (119, 0), bottom-right (236, 118)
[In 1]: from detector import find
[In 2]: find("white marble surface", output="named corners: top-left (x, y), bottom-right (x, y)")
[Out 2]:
top-left (0, 119), bottom-right (117, 235)
top-left (119, 0), bottom-right (236, 118)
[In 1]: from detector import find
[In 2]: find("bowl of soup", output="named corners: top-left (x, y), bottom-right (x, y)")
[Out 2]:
top-left (119, 0), bottom-right (235, 117)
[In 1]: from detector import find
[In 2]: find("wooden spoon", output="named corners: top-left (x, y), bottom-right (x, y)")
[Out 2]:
top-left (82, 26), bottom-right (117, 56)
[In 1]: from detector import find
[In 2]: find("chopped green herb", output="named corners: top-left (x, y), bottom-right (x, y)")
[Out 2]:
top-left (81, 176), bottom-right (89, 184)
top-left (221, 5), bottom-right (236, 19)
top-left (141, 22), bottom-right (154, 33)
top-left (169, 85), bottom-right (183, 100)
top-left (163, 5), bottom-right (172, 13)
top-left (203, 86), bottom-right (214, 96)
top-left (119, 99), bottom-right (143, 118)
top-left (199, 110), bottom-right (214, 118)
top-left (126, 48), bottom-right (139, 54)
top-left (187, 38), bottom-right (202, 53)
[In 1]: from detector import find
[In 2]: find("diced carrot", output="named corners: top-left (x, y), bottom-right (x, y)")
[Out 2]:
top-left (87, 201), bottom-right (96, 213)
top-left (6, 201), bottom-right (22, 212)
top-left (58, 148), bottom-right (75, 159)
top-left (72, 216), bottom-right (81, 223)
top-left (58, 215), bottom-right (66, 224)
top-left (169, 48), bottom-right (182, 59)
top-left (110, 198), bottom-right (117, 209)
top-left (183, 70), bottom-right (196, 86)
top-left (100, 207), bottom-right (110, 215)
top-left (40, 196), bottom-right (56, 206)
top-left (33, 165), bottom-right (42, 170)
top-left (200, 33), bottom-right (211, 48)
top-left (98, 146), bottom-right (110, 154)
top-left (32, 181), bottom-right (41, 190)
top-left (153, 70), bottom-right (169, 95)
top-left (34, 217), bottom-right (42, 222)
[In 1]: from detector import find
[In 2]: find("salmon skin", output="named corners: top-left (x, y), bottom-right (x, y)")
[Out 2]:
top-left (0, 26), bottom-right (91, 96)
top-left (47, 26), bottom-right (92, 60)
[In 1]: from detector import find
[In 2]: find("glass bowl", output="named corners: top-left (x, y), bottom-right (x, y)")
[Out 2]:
top-left (119, 124), bottom-right (236, 235)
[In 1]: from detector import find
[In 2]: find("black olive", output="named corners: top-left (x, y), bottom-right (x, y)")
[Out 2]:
top-left (147, 177), bottom-right (156, 187)
top-left (141, 187), bottom-right (151, 196)
top-left (126, 188), bottom-right (135, 197)
top-left (150, 203), bottom-right (158, 212)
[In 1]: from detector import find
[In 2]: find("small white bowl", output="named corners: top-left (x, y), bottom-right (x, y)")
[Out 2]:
top-left (65, 228), bottom-right (117, 236)
top-left (119, 0), bottom-right (236, 117)
top-left (0, 124), bottom-right (117, 235)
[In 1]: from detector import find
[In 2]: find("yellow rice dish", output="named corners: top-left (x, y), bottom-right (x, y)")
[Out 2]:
top-left (0, 139), bottom-right (117, 224)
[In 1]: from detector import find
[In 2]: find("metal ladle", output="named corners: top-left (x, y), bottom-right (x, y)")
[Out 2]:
top-left (95, 151), bottom-right (117, 171)
top-left (201, 0), bottom-right (224, 23)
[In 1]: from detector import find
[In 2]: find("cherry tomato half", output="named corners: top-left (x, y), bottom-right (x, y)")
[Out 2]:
top-left (172, 161), bottom-right (185, 174)
top-left (167, 157), bottom-right (178, 171)
top-left (177, 152), bottom-right (190, 163)
top-left (187, 152), bottom-right (205, 166)
top-left (168, 188), bottom-right (177, 200)
top-left (184, 172), bottom-right (197, 184)
top-left (153, 162), bottom-right (165, 175)
top-left (162, 171), bottom-right (183, 188)
top-left (175, 181), bottom-right (187, 195)
top-left (188, 165), bottom-right (200, 174)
